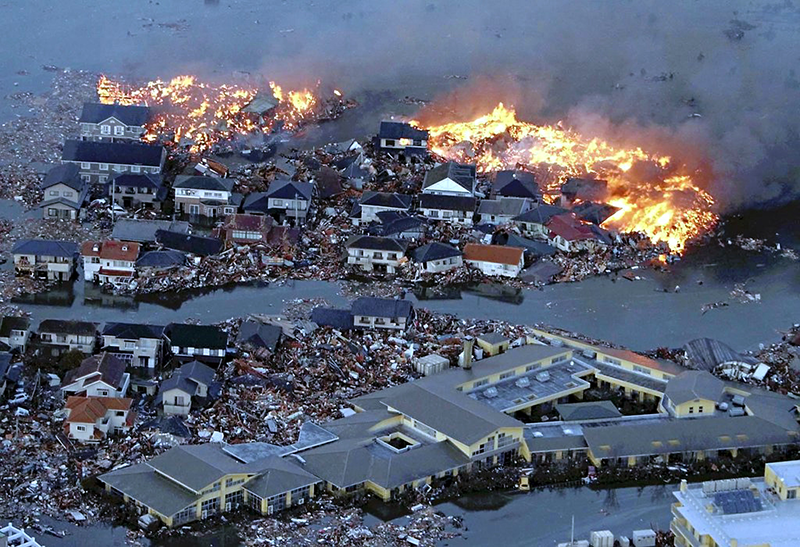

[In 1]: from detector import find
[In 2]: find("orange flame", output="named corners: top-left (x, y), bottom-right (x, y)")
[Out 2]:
top-left (415, 103), bottom-right (717, 253)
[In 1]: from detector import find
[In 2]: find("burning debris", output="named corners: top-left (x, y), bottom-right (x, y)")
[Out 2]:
top-left (96, 74), bottom-right (353, 153)
top-left (414, 103), bottom-right (718, 253)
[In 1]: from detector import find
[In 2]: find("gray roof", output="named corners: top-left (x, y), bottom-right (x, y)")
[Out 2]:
top-left (64, 352), bottom-right (126, 389)
top-left (422, 162), bottom-right (476, 193)
top-left (378, 121), bottom-right (428, 141)
top-left (411, 242), bottom-right (461, 263)
top-left (419, 194), bottom-right (476, 212)
top-left (477, 332), bottom-right (509, 345)
top-left (11, 239), bottom-right (77, 258)
top-left (504, 234), bottom-right (557, 257)
top-left (556, 401), bottom-right (622, 421)
top-left (345, 235), bottom-right (409, 252)
top-left (38, 319), bottom-right (97, 336)
top-left (521, 261), bottom-right (564, 284)
top-left (112, 219), bottom-right (189, 244)
top-left (155, 230), bottom-right (222, 257)
top-left (359, 191), bottom-right (412, 209)
top-left (664, 371), bottom-right (726, 406)
top-left (684, 338), bottom-right (759, 371)
top-left (242, 92), bottom-right (279, 114)
top-left (512, 203), bottom-right (568, 224)
top-left (266, 179), bottom-right (313, 200)
top-left (237, 321), bottom-right (282, 351)
top-left (242, 457), bottom-right (319, 499)
top-left (99, 463), bottom-right (198, 517)
top-left (62, 139), bottom-right (164, 167)
top-left (0, 316), bottom-right (30, 338)
top-left (102, 322), bottom-right (164, 340)
top-left (136, 250), bottom-right (187, 268)
top-left (493, 170), bottom-right (540, 199)
top-left (242, 192), bottom-right (269, 213)
top-left (79, 102), bottom-right (151, 126)
top-left (478, 197), bottom-right (531, 218)
top-left (166, 323), bottom-right (227, 350)
top-left (310, 308), bottom-right (354, 331)
top-left (177, 360), bottom-right (216, 386)
top-left (42, 164), bottom-right (83, 191)
top-left (173, 175), bottom-right (233, 192)
top-left (110, 172), bottom-right (163, 189)
top-left (146, 443), bottom-right (256, 492)
top-left (351, 297), bottom-right (413, 319)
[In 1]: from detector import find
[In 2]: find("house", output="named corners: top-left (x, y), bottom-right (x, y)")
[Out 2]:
top-left (62, 352), bottom-right (130, 398)
top-left (156, 360), bottom-right (217, 416)
top-left (511, 203), bottom-right (568, 239)
top-left (411, 242), bottom-right (463, 273)
top-left (572, 201), bottom-right (619, 225)
top-left (155, 230), bottom-right (223, 257)
top-left (375, 211), bottom-right (426, 240)
top-left (310, 307), bottom-right (355, 331)
top-left (100, 443), bottom-right (321, 527)
top-left (496, 233), bottom-right (557, 258)
top-left (108, 172), bottom-right (166, 211)
top-left (111, 219), bottom-right (190, 245)
top-left (492, 170), bottom-right (540, 200)
top-left (345, 235), bottom-right (409, 274)
top-left (101, 322), bottom-right (166, 371)
top-left (661, 371), bottom-right (725, 418)
top-left (422, 162), bottom-right (477, 196)
top-left (0, 353), bottom-right (22, 398)
top-left (463, 244), bottom-right (525, 278)
top-left (173, 175), bottom-right (237, 219)
top-left (375, 121), bottom-right (428, 156)
top-left (36, 320), bottom-right (97, 356)
top-left (81, 240), bottom-right (140, 285)
top-left (218, 214), bottom-right (274, 246)
top-left (166, 323), bottom-right (227, 365)
top-left (11, 239), bottom-right (77, 281)
top-left (315, 165), bottom-right (345, 199)
top-left (351, 297), bottom-right (413, 331)
top-left (64, 396), bottom-right (134, 442)
top-left (78, 102), bottom-right (151, 142)
top-left (477, 197), bottom-right (533, 225)
top-left (0, 316), bottom-right (31, 352)
top-left (236, 321), bottom-right (282, 357)
top-left (418, 194), bottom-right (476, 225)
top-left (62, 139), bottom-right (165, 184)
top-left (356, 192), bottom-right (412, 225)
top-left (546, 212), bottom-right (608, 252)
top-left (520, 261), bottom-right (563, 285)
top-left (560, 177), bottom-right (607, 206)
top-left (136, 250), bottom-right (188, 272)
top-left (476, 332), bottom-right (510, 356)
top-left (39, 164), bottom-right (87, 220)
top-left (264, 179), bottom-right (314, 224)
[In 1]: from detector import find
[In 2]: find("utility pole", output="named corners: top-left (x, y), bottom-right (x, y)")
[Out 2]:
top-left (111, 175), bottom-right (116, 223)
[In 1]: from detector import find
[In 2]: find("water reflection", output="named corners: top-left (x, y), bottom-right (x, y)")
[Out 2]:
top-left (13, 282), bottom-right (76, 307)
top-left (84, 283), bottom-right (139, 310)
top-left (463, 282), bottom-right (524, 305)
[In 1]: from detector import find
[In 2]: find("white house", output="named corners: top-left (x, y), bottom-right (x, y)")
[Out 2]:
top-left (79, 102), bottom-right (151, 142)
top-left (156, 360), bottom-right (216, 416)
top-left (418, 194), bottom-right (476, 226)
top-left (173, 175), bottom-right (237, 219)
top-left (411, 242), bottom-right (463, 273)
top-left (37, 320), bottom-right (97, 356)
top-left (421, 162), bottom-right (477, 196)
top-left (264, 179), bottom-right (314, 224)
top-left (64, 396), bottom-right (134, 442)
top-left (166, 323), bottom-right (228, 364)
top-left (101, 322), bottom-right (165, 371)
top-left (61, 352), bottom-right (130, 398)
top-left (11, 239), bottom-right (78, 281)
top-left (0, 316), bottom-right (31, 352)
top-left (62, 139), bottom-right (165, 184)
top-left (463, 243), bottom-right (525, 278)
top-left (511, 203), bottom-right (568, 239)
top-left (351, 297), bottom-right (414, 331)
top-left (477, 197), bottom-right (533, 225)
top-left (81, 240), bottom-right (140, 285)
top-left (376, 121), bottom-right (429, 156)
top-left (345, 235), bottom-right (409, 274)
top-left (356, 192), bottom-right (412, 225)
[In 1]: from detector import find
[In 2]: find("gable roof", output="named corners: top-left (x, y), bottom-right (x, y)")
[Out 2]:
top-left (419, 194), bottom-right (476, 212)
top-left (556, 401), bottom-right (622, 421)
top-left (112, 219), bottom-right (190, 244)
top-left (173, 175), bottom-right (233, 192)
top-left (146, 443), bottom-right (255, 492)
top-left (242, 456), bottom-right (319, 499)
top-left (665, 371), bottom-right (726, 405)
top-left (237, 321), bottom-right (282, 351)
top-left (561, 177), bottom-right (608, 201)
top-left (684, 338), bottom-right (759, 371)
top-left (493, 170), bottom-right (540, 199)
top-left (310, 308), bottom-right (354, 331)
top-left (110, 172), bottom-right (163, 189)
top-left (79, 102), bottom-right (151, 126)
top-left (62, 139), bottom-right (164, 167)
top-left (38, 196), bottom-right (83, 210)
top-left (422, 162), bottom-right (476, 193)
top-left (381, 216), bottom-right (426, 237)
top-left (42, 164), bottom-right (83, 191)
top-left (359, 191), bottom-right (412, 209)
top-left (64, 352), bottom-right (127, 388)
top-left (177, 360), bottom-right (216, 386)
top-left (478, 197), bottom-right (531, 217)
top-left (503, 234), bottom-right (557, 256)
top-left (102, 322), bottom-right (165, 340)
top-left (463, 243), bottom-right (524, 266)
top-left (572, 201), bottom-right (620, 225)
top-left (11, 239), bottom-right (77, 258)
top-left (547, 213), bottom-right (597, 242)
top-left (378, 121), bottom-right (428, 141)
top-left (155, 230), bottom-right (222, 257)
top-left (81, 240), bottom-right (140, 262)
top-left (265, 179), bottom-right (314, 200)
top-left (167, 323), bottom-right (227, 350)
top-left (412, 242), bottom-right (462, 263)
top-left (242, 192), bottom-right (269, 213)
top-left (512, 203), bottom-right (568, 224)
top-left (38, 319), bottom-right (97, 336)
top-left (135, 250), bottom-right (187, 269)
top-left (0, 316), bottom-right (30, 337)
top-left (351, 297), bottom-right (413, 319)
top-left (345, 235), bottom-right (409, 252)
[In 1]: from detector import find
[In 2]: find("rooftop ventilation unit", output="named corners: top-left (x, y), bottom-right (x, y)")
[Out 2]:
top-left (516, 377), bottom-right (530, 388)
top-left (484, 387), bottom-right (498, 398)
top-left (536, 371), bottom-right (551, 382)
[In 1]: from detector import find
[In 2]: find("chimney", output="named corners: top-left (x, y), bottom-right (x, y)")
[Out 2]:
top-left (460, 338), bottom-right (474, 370)
top-left (92, 243), bottom-right (100, 253)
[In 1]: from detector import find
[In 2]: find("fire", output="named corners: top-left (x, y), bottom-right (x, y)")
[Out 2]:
top-left (415, 103), bottom-right (717, 253)
top-left (97, 75), bottom-right (323, 153)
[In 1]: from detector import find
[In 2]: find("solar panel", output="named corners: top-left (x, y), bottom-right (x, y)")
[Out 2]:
top-left (714, 490), bottom-right (762, 514)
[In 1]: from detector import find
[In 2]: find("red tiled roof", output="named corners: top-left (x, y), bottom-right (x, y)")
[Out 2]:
top-left (547, 213), bottom-right (595, 241)
top-left (463, 243), bottom-right (524, 266)
top-left (65, 396), bottom-right (132, 423)
top-left (98, 268), bottom-right (134, 277)
top-left (81, 240), bottom-right (140, 262)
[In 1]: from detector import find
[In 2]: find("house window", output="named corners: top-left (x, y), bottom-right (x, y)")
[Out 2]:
top-left (189, 204), bottom-right (200, 215)
top-left (48, 208), bottom-right (58, 217)
top-left (698, 406), bottom-right (704, 413)
top-left (82, 175), bottom-right (90, 182)
top-left (98, 390), bottom-right (108, 396)
top-left (474, 379), bottom-right (489, 388)
top-left (385, 139), bottom-right (395, 147)
top-left (99, 175), bottom-right (107, 183)
top-left (273, 199), bottom-right (283, 207)
top-left (413, 139), bottom-right (422, 146)
top-left (114, 125), bottom-right (124, 135)
top-left (81, 162), bottom-right (90, 169)
top-left (63, 191), bottom-right (72, 197)
top-left (131, 165), bottom-right (140, 173)
top-left (223, 207), bottom-right (234, 214)
top-left (789, 490), bottom-right (797, 499)
top-left (175, 396), bottom-right (185, 406)
top-left (116, 411), bottom-right (125, 417)
top-left (429, 210), bottom-right (439, 218)
top-left (101, 125), bottom-right (111, 135)
top-left (49, 190), bottom-right (58, 196)
top-left (76, 425), bottom-right (86, 431)
top-left (124, 341), bottom-right (135, 349)
top-left (688, 407), bottom-right (694, 414)
top-left (99, 163), bottom-right (109, 171)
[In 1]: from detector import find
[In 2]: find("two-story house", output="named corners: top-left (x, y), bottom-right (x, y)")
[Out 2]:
top-left (217, 214), bottom-right (274, 246)
top-left (375, 121), bottom-right (428, 156)
top-left (108, 172), bottom-right (166, 211)
top-left (156, 360), bottom-right (217, 416)
top-left (356, 192), bottom-right (412, 225)
top-left (511, 203), bottom-right (568, 239)
top-left (546, 212), bottom-right (609, 253)
top-left (166, 323), bottom-right (228, 365)
top-left (101, 322), bottom-right (166, 371)
top-left (477, 197), bottom-right (533, 225)
top-left (173, 175), bottom-right (237, 219)
top-left (418, 194), bottom-right (476, 225)
top-left (345, 235), bottom-right (409, 274)
top-left (411, 242), bottom-right (463, 274)
top-left (36, 320), bottom-right (97, 356)
top-left (463, 243), bottom-right (525, 278)
top-left (351, 297), bottom-right (413, 331)
top-left (0, 316), bottom-right (31, 353)
top-left (492, 170), bottom-right (541, 200)
top-left (39, 164), bottom-right (87, 220)
top-left (62, 139), bottom-right (165, 184)
top-left (62, 352), bottom-right (130, 398)
top-left (81, 240), bottom-right (140, 285)
top-left (422, 162), bottom-right (477, 196)
top-left (78, 102), bottom-right (151, 142)
top-left (264, 179), bottom-right (314, 224)
top-left (64, 396), bottom-right (135, 442)
top-left (155, 230), bottom-right (223, 257)
top-left (11, 239), bottom-right (78, 281)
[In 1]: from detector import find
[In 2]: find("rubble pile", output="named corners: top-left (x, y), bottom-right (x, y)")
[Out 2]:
top-left (725, 234), bottom-right (799, 261)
